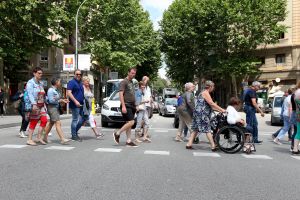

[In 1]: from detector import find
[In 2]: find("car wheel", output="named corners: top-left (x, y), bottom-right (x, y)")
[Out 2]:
top-left (159, 110), bottom-right (162, 116)
top-left (101, 120), bottom-right (108, 127)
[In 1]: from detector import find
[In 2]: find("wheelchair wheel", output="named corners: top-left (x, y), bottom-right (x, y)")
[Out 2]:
top-left (215, 126), bottom-right (245, 154)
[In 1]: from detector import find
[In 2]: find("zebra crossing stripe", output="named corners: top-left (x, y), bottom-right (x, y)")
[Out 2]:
top-left (291, 156), bottom-right (300, 160)
top-left (0, 144), bottom-right (27, 149)
top-left (45, 146), bottom-right (75, 151)
top-left (144, 150), bottom-right (170, 155)
top-left (242, 155), bottom-right (273, 159)
top-left (94, 148), bottom-right (122, 153)
top-left (154, 130), bottom-right (169, 133)
top-left (193, 152), bottom-right (221, 157)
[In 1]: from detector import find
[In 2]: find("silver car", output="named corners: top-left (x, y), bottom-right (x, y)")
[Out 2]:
top-left (270, 95), bottom-right (284, 126)
top-left (159, 98), bottom-right (177, 116)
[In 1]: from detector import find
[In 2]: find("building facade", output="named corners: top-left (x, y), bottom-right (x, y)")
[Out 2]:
top-left (256, 0), bottom-right (300, 89)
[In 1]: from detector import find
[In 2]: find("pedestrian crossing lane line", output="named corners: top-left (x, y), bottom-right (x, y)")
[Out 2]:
top-left (94, 148), bottom-right (122, 153)
top-left (154, 130), bottom-right (169, 133)
top-left (193, 152), bottom-right (221, 157)
top-left (242, 154), bottom-right (273, 159)
top-left (45, 146), bottom-right (75, 151)
top-left (0, 144), bottom-right (27, 149)
top-left (291, 156), bottom-right (300, 160)
top-left (144, 150), bottom-right (170, 155)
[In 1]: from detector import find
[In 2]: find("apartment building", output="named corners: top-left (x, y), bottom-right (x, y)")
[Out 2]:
top-left (255, 0), bottom-right (300, 91)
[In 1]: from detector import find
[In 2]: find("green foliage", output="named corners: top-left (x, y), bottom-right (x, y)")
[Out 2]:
top-left (80, 0), bottom-right (161, 78)
top-left (152, 77), bottom-right (168, 94)
top-left (160, 0), bottom-right (287, 85)
top-left (0, 0), bottom-right (77, 80)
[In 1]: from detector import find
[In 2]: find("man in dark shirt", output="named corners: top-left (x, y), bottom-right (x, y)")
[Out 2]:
top-left (113, 67), bottom-right (138, 147)
top-left (67, 70), bottom-right (85, 141)
top-left (243, 81), bottom-right (265, 144)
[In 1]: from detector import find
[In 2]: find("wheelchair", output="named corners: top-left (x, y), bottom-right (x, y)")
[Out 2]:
top-left (210, 112), bottom-right (255, 154)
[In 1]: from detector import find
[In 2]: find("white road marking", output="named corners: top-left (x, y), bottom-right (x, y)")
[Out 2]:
top-left (0, 144), bottom-right (27, 149)
top-left (144, 150), bottom-right (170, 155)
top-left (242, 154), bottom-right (273, 159)
top-left (94, 148), bottom-right (122, 153)
top-left (291, 156), bottom-right (300, 160)
top-left (193, 152), bottom-right (221, 157)
top-left (45, 146), bottom-right (75, 151)
top-left (154, 130), bottom-right (169, 133)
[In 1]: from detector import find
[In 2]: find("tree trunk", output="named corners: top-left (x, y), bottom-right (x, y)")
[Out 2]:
top-left (0, 57), bottom-right (4, 88)
top-left (231, 75), bottom-right (238, 97)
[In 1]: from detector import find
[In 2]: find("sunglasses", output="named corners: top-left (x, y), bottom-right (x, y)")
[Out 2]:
top-left (75, 74), bottom-right (82, 76)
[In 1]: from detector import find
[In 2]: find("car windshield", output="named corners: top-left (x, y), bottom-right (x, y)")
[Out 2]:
top-left (109, 91), bottom-right (120, 101)
top-left (273, 97), bottom-right (283, 108)
top-left (165, 98), bottom-right (177, 106)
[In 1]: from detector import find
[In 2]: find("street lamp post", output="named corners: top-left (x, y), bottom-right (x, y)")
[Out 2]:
top-left (75, 0), bottom-right (89, 69)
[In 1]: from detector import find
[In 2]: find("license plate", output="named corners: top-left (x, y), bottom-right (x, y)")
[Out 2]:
top-left (114, 113), bottom-right (122, 116)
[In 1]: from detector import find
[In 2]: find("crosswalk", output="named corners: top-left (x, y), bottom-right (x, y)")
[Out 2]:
top-left (0, 144), bottom-right (299, 160)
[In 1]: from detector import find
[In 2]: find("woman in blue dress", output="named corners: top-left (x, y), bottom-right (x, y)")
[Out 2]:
top-left (186, 81), bottom-right (225, 151)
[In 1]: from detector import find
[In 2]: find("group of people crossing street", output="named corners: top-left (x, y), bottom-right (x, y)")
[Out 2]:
top-left (10, 66), bottom-right (300, 155)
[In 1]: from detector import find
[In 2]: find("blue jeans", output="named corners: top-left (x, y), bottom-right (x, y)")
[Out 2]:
top-left (277, 115), bottom-right (293, 140)
top-left (71, 107), bottom-right (85, 138)
top-left (244, 105), bottom-right (259, 142)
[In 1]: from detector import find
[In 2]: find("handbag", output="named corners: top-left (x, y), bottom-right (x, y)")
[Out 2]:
top-left (58, 104), bottom-right (64, 115)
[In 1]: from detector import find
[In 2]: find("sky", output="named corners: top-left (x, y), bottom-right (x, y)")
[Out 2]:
top-left (140, 0), bottom-right (174, 79)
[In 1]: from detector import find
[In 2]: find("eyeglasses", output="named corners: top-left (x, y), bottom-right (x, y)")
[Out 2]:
top-left (75, 74), bottom-right (82, 76)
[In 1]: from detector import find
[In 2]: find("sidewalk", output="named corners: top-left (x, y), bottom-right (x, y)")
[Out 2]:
top-left (0, 114), bottom-right (73, 129)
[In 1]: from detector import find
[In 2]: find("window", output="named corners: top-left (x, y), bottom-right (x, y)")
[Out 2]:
top-left (278, 32), bottom-right (285, 39)
top-left (275, 54), bottom-right (285, 64)
top-left (40, 49), bottom-right (48, 68)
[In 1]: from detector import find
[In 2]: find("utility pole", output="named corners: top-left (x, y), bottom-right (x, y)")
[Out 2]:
top-left (75, 0), bottom-right (90, 70)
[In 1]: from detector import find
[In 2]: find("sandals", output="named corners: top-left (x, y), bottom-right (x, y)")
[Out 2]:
top-left (143, 138), bottom-right (151, 143)
top-left (61, 138), bottom-right (71, 145)
top-left (95, 133), bottom-right (104, 139)
top-left (27, 140), bottom-right (37, 146)
top-left (186, 146), bottom-right (194, 150)
top-left (34, 138), bottom-right (47, 145)
top-left (175, 135), bottom-right (183, 142)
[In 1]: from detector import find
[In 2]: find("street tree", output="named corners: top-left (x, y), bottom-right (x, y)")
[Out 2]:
top-left (79, 0), bottom-right (161, 79)
top-left (0, 0), bottom-right (78, 81)
top-left (160, 0), bottom-right (286, 100)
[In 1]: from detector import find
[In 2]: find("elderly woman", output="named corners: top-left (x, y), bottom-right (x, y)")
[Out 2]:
top-left (175, 82), bottom-right (195, 142)
top-left (43, 78), bottom-right (71, 144)
top-left (82, 76), bottom-right (103, 139)
top-left (26, 67), bottom-right (48, 146)
top-left (186, 81), bottom-right (225, 150)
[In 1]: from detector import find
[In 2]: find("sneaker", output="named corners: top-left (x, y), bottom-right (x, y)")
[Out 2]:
top-left (96, 133), bottom-right (104, 139)
top-left (273, 139), bottom-right (282, 145)
top-left (126, 141), bottom-right (138, 147)
top-left (19, 131), bottom-right (27, 138)
top-left (113, 131), bottom-right (120, 144)
top-left (71, 136), bottom-right (82, 142)
top-left (250, 145), bottom-right (256, 152)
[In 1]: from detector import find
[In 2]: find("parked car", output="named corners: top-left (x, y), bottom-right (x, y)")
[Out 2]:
top-left (270, 95), bottom-right (284, 126)
top-left (152, 100), bottom-right (159, 113)
top-left (158, 98), bottom-right (177, 116)
top-left (101, 91), bottom-right (136, 127)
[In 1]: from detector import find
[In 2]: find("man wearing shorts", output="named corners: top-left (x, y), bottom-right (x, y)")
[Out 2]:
top-left (113, 67), bottom-right (138, 147)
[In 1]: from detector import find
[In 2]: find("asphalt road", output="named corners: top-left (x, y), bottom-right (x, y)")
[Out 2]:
top-left (0, 113), bottom-right (299, 200)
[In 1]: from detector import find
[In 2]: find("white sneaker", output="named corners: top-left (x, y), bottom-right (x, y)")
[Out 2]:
top-left (19, 131), bottom-right (27, 138)
top-left (48, 132), bottom-right (53, 137)
top-left (273, 139), bottom-right (282, 145)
